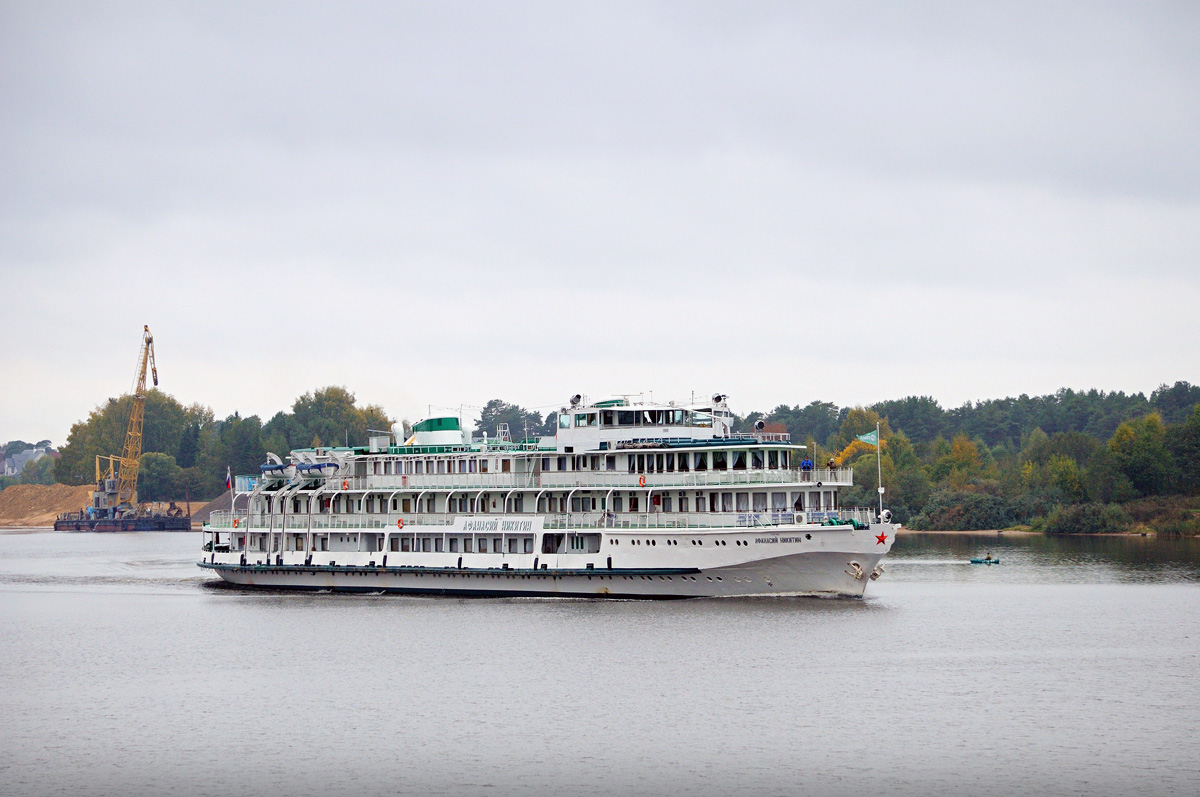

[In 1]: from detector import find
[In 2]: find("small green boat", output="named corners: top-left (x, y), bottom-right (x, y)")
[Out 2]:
top-left (970, 556), bottom-right (1000, 565)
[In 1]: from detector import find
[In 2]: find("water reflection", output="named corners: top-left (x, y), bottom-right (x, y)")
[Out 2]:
top-left (890, 531), bottom-right (1200, 584)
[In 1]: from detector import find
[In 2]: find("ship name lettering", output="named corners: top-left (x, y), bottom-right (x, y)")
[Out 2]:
top-left (755, 537), bottom-right (779, 544)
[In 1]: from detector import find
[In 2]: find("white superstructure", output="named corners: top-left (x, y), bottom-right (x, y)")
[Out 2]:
top-left (200, 394), bottom-right (897, 597)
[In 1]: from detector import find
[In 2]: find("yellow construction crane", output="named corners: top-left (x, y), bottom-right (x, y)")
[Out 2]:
top-left (95, 326), bottom-right (157, 513)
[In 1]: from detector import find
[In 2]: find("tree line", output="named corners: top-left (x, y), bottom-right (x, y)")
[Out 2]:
top-left (740, 382), bottom-right (1200, 534)
top-left (50, 387), bottom-right (390, 501)
top-left (15, 381), bottom-right (1200, 532)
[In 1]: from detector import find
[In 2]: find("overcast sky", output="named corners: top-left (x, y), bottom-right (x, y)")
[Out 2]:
top-left (2, 0), bottom-right (1198, 445)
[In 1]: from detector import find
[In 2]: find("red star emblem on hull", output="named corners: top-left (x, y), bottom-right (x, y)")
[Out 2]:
top-left (875, 532), bottom-right (888, 545)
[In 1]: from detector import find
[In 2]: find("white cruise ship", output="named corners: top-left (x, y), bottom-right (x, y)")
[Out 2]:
top-left (200, 394), bottom-right (897, 597)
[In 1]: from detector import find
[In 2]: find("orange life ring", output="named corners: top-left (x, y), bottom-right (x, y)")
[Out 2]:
top-left (397, 518), bottom-right (404, 529)
top-left (341, 480), bottom-right (349, 490)
top-left (233, 518), bottom-right (239, 528)
top-left (638, 475), bottom-right (646, 487)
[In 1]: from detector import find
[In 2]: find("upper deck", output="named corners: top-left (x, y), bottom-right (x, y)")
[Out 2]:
top-left (244, 394), bottom-right (850, 494)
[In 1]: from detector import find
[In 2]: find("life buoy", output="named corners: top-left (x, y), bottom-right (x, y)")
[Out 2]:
top-left (397, 518), bottom-right (404, 529)
top-left (233, 518), bottom-right (239, 528)
top-left (341, 480), bottom-right (349, 490)
top-left (638, 475), bottom-right (646, 487)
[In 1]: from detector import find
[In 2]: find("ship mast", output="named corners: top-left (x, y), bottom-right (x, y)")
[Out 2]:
top-left (113, 326), bottom-right (158, 509)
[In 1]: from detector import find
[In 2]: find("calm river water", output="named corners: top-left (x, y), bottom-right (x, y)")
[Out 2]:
top-left (1, 530), bottom-right (1197, 797)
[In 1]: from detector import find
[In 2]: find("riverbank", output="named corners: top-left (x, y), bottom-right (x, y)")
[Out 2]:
top-left (0, 484), bottom-right (224, 528)
top-left (0, 484), bottom-right (93, 528)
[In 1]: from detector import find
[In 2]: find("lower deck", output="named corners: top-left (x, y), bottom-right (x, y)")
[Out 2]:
top-left (200, 519), bottom-right (898, 598)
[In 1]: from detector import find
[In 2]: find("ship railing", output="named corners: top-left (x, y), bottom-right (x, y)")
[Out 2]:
top-left (330, 468), bottom-right (853, 493)
top-left (206, 507), bottom-right (879, 532)
top-left (543, 508), bottom-right (877, 530)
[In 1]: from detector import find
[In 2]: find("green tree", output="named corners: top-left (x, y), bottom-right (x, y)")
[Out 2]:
top-left (18, 455), bottom-right (56, 485)
top-left (262, 386), bottom-right (391, 451)
top-left (1108, 413), bottom-right (1176, 496)
top-left (1082, 447), bottom-right (1137, 503)
top-left (1166, 404), bottom-right (1200, 494)
top-left (139, 452), bottom-right (182, 501)
top-left (475, 399), bottom-right (549, 441)
top-left (55, 390), bottom-right (197, 485)
top-left (176, 423), bottom-right (200, 468)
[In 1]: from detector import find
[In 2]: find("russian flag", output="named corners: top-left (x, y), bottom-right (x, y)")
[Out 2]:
top-left (225, 467), bottom-right (232, 491)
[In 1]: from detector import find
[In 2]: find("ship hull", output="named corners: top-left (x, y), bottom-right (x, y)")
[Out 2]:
top-left (199, 544), bottom-right (891, 598)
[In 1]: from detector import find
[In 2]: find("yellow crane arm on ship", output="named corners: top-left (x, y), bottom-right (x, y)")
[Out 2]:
top-left (95, 326), bottom-right (157, 510)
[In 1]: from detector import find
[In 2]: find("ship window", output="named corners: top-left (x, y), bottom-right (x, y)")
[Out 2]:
top-left (662, 495), bottom-right (673, 512)
top-left (464, 538), bottom-right (473, 553)
top-left (751, 451), bottom-right (764, 469)
top-left (449, 538), bottom-right (459, 552)
top-left (478, 537), bottom-right (488, 552)
top-left (502, 459), bottom-right (510, 473)
top-left (437, 460), bottom-right (445, 474)
top-left (629, 495), bottom-right (639, 512)
top-left (772, 492), bottom-right (787, 510)
top-left (401, 538), bottom-right (411, 552)
top-left (494, 537), bottom-right (502, 553)
top-left (557, 456), bottom-right (567, 471)
top-left (666, 454), bottom-right (675, 472)
top-left (606, 455), bottom-right (615, 471)
top-left (524, 537), bottom-right (534, 553)
top-left (591, 455), bottom-right (600, 470)
top-left (560, 414), bottom-right (571, 429)
top-left (693, 452), bottom-right (707, 471)
top-left (732, 451), bottom-right (747, 470)
top-left (601, 410), bottom-right (615, 426)
top-left (735, 493), bottom-right (749, 511)
top-left (627, 456), bottom-right (636, 474)
top-left (618, 411), bottom-right (636, 426)
top-left (655, 454), bottom-right (664, 472)
top-left (575, 413), bottom-right (587, 427)
top-left (713, 451), bottom-right (728, 470)
top-left (768, 451), bottom-right (779, 469)
top-left (480, 459), bottom-right (488, 473)
top-left (782, 451), bottom-right (790, 468)
top-left (679, 494), bottom-right (689, 512)
top-left (612, 496), bottom-right (623, 512)
top-left (752, 493), bottom-right (767, 511)
top-left (402, 498), bottom-right (411, 513)
top-left (721, 493), bottom-right (733, 512)
top-left (677, 453), bottom-right (689, 472)
top-left (435, 538), bottom-right (444, 552)
top-left (636, 454), bottom-right (645, 473)
top-left (421, 538), bottom-right (431, 552)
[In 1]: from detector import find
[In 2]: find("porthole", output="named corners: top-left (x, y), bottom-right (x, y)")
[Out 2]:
top-left (805, 533), bottom-right (812, 540)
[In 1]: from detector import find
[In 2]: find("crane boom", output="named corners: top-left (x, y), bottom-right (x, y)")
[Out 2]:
top-left (113, 326), bottom-right (157, 508)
